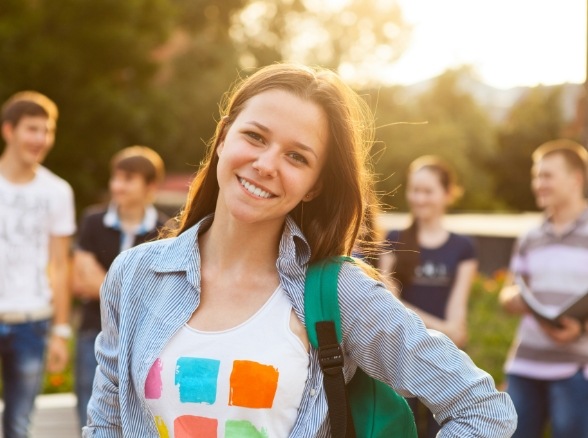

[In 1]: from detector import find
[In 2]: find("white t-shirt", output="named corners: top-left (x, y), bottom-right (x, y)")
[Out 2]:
top-left (145, 287), bottom-right (309, 438)
top-left (0, 166), bottom-right (76, 312)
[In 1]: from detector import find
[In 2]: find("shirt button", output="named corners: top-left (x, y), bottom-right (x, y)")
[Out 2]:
top-left (310, 388), bottom-right (316, 396)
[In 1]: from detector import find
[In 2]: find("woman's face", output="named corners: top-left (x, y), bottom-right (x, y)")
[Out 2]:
top-left (215, 89), bottom-right (329, 228)
top-left (406, 168), bottom-right (450, 221)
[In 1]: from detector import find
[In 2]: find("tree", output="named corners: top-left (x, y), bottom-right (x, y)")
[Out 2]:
top-left (0, 0), bottom-right (412, 211)
top-left (369, 68), bottom-right (500, 212)
top-left (146, 0), bottom-right (249, 173)
top-left (491, 86), bottom-right (569, 211)
top-left (231, 0), bottom-right (410, 85)
top-left (0, 0), bottom-right (176, 208)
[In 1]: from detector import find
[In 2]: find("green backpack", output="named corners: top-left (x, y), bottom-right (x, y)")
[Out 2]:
top-left (304, 256), bottom-right (418, 438)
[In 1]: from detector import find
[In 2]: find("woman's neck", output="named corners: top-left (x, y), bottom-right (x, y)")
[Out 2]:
top-left (199, 214), bottom-right (283, 275)
top-left (415, 215), bottom-right (445, 232)
top-left (415, 215), bottom-right (448, 248)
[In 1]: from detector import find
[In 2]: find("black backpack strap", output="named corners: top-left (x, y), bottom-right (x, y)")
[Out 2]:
top-left (316, 320), bottom-right (356, 438)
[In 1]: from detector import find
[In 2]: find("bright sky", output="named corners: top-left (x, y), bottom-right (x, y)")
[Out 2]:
top-left (381, 0), bottom-right (587, 89)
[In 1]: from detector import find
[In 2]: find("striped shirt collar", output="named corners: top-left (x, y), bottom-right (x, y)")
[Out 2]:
top-left (149, 214), bottom-right (311, 276)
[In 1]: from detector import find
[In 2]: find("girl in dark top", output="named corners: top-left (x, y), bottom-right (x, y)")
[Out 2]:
top-left (379, 155), bottom-right (478, 438)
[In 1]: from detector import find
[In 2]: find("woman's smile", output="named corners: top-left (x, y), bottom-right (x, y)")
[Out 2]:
top-left (215, 89), bottom-right (328, 225)
top-left (238, 176), bottom-right (276, 199)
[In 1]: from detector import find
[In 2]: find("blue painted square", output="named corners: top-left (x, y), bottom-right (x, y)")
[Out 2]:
top-left (175, 357), bottom-right (220, 404)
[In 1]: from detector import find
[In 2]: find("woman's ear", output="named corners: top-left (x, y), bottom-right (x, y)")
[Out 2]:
top-left (304, 181), bottom-right (323, 201)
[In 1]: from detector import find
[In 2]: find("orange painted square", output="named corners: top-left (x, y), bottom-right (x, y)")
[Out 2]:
top-left (229, 360), bottom-right (279, 409)
top-left (174, 415), bottom-right (217, 438)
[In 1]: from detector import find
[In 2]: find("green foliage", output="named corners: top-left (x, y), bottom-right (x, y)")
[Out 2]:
top-left (0, 0), bottom-right (177, 209)
top-left (367, 68), bottom-right (502, 212)
top-left (0, 1), bottom-right (576, 215)
top-left (0, 0), bottom-right (411, 213)
top-left (490, 86), bottom-right (572, 211)
top-left (231, 0), bottom-right (410, 81)
top-left (467, 271), bottom-right (518, 387)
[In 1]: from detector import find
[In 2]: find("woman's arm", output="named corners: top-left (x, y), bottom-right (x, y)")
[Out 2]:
top-left (338, 263), bottom-right (517, 438)
top-left (82, 254), bottom-right (126, 437)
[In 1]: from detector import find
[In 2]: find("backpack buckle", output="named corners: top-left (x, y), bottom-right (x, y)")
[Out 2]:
top-left (318, 343), bottom-right (344, 375)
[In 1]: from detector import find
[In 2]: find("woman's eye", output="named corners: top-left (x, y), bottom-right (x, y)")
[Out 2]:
top-left (245, 131), bottom-right (264, 143)
top-left (289, 152), bottom-right (308, 165)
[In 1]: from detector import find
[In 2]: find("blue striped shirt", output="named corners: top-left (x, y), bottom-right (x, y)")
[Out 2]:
top-left (83, 215), bottom-right (516, 437)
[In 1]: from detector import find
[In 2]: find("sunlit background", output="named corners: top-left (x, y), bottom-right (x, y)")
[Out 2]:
top-left (1, 2), bottom-right (586, 421)
top-left (384, 0), bottom-right (586, 88)
top-left (1, 0), bottom-right (586, 214)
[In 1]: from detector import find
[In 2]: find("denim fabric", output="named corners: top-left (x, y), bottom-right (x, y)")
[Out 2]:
top-left (508, 370), bottom-right (588, 437)
top-left (0, 319), bottom-right (49, 438)
top-left (75, 329), bottom-right (99, 428)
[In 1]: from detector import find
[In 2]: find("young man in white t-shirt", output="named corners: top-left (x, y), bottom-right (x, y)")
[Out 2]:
top-left (0, 91), bottom-right (76, 438)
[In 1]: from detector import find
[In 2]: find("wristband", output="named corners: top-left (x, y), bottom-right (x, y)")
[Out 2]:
top-left (52, 323), bottom-right (73, 339)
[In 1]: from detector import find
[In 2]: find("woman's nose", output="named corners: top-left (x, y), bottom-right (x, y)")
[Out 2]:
top-left (252, 149), bottom-right (278, 177)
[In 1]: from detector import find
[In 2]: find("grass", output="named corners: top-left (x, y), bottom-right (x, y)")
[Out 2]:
top-left (466, 270), bottom-right (519, 388)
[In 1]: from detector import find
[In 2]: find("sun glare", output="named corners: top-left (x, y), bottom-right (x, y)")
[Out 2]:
top-left (382, 0), bottom-right (586, 88)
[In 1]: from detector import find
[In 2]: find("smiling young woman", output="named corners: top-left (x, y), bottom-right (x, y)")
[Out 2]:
top-left (83, 64), bottom-right (516, 438)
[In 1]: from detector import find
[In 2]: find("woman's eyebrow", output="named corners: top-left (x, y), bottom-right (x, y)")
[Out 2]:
top-left (246, 121), bottom-right (270, 132)
top-left (246, 121), bottom-right (317, 159)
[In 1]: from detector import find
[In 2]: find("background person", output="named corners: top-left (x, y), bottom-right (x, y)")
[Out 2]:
top-left (72, 146), bottom-right (168, 428)
top-left (499, 139), bottom-right (588, 437)
top-left (84, 64), bottom-right (515, 438)
top-left (379, 155), bottom-right (478, 437)
top-left (0, 91), bottom-right (76, 438)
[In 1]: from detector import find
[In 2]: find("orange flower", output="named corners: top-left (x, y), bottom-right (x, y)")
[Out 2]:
top-left (48, 374), bottom-right (65, 387)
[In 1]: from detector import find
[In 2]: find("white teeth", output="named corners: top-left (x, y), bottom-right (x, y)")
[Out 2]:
top-left (239, 178), bottom-right (273, 198)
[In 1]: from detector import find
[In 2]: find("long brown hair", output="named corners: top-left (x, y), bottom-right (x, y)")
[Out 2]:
top-left (162, 63), bottom-right (379, 263)
top-left (394, 155), bottom-right (462, 288)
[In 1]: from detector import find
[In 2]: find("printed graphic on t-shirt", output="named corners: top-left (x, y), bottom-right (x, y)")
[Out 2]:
top-left (0, 191), bottom-right (50, 299)
top-left (146, 356), bottom-right (279, 437)
top-left (412, 260), bottom-right (451, 287)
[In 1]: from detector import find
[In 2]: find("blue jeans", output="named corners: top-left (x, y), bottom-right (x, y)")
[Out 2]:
top-left (507, 370), bottom-right (588, 437)
top-left (0, 319), bottom-right (49, 438)
top-left (75, 329), bottom-right (99, 428)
